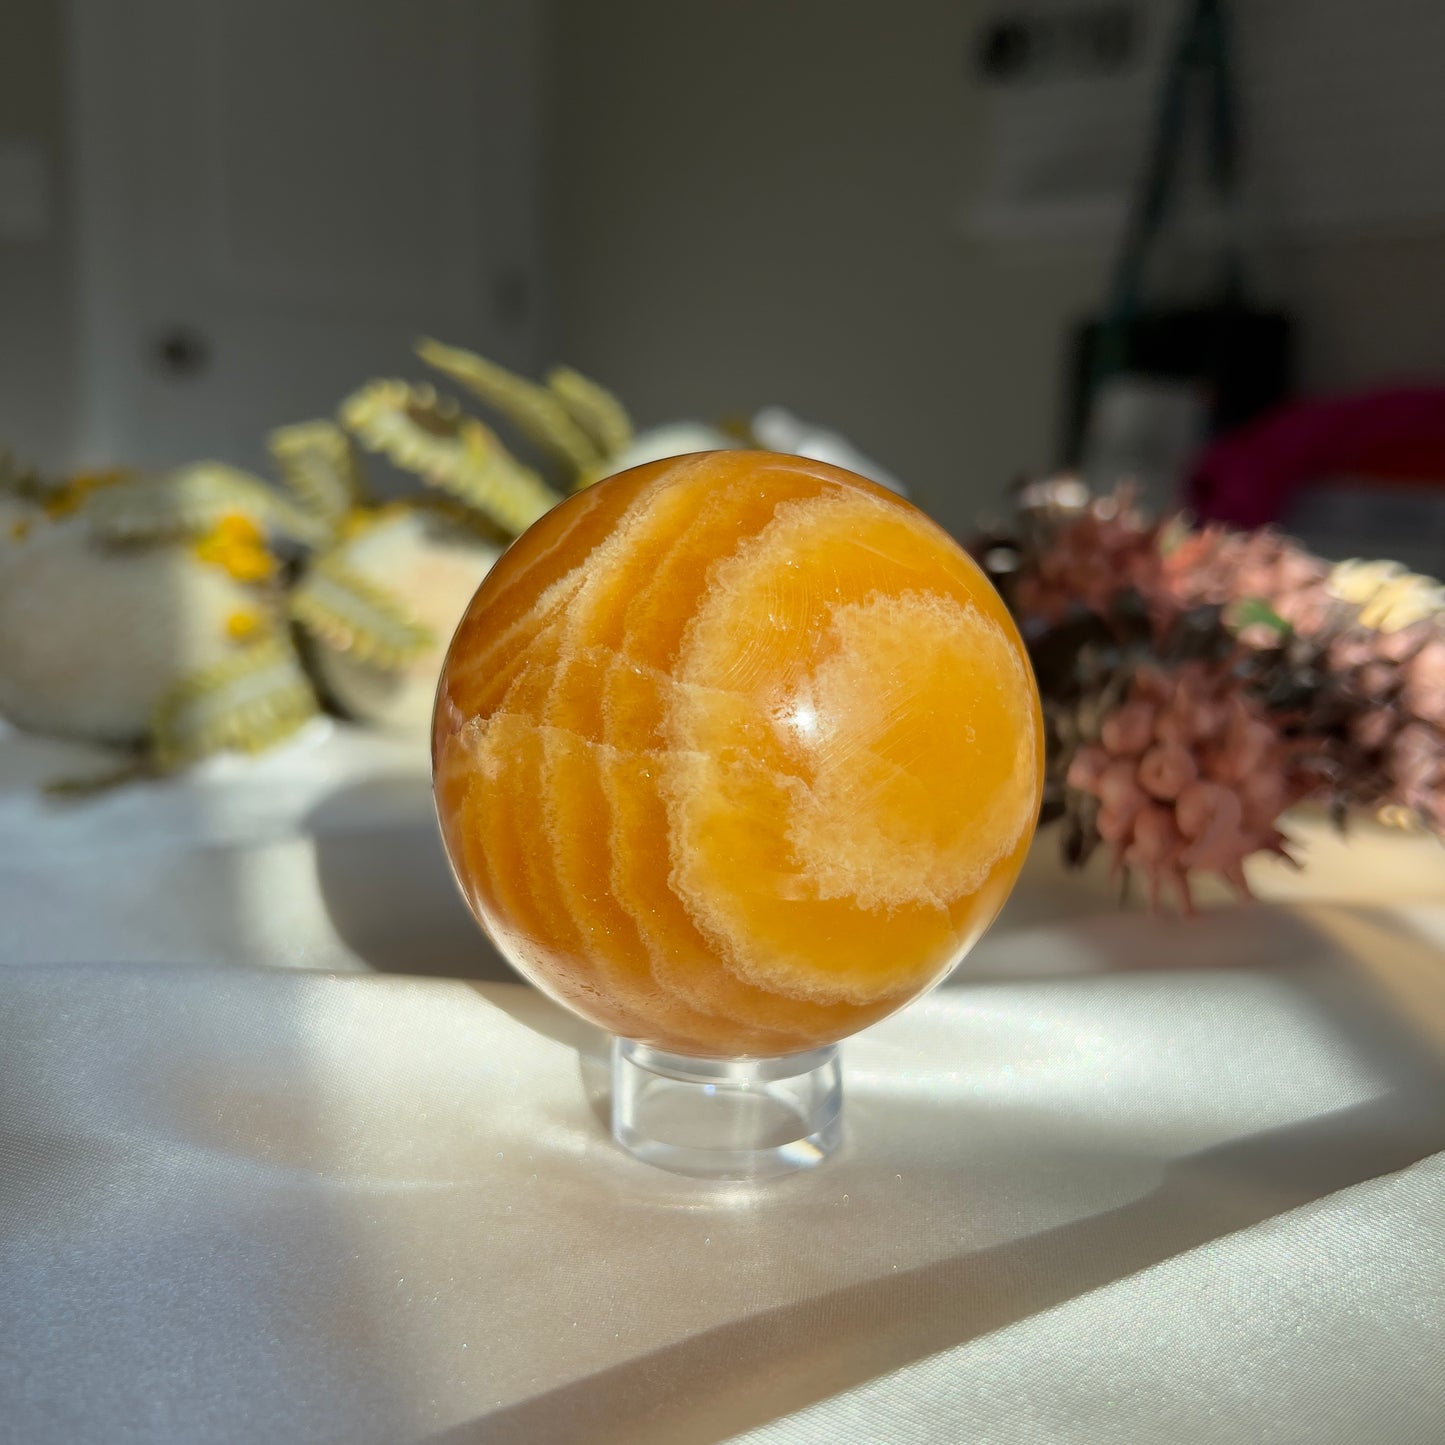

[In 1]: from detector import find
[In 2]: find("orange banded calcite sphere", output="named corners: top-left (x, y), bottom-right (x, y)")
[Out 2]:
top-left (433, 452), bottom-right (1042, 1057)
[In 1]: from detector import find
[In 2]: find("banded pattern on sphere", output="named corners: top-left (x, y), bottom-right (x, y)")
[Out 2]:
top-left (434, 452), bottom-right (1042, 1057)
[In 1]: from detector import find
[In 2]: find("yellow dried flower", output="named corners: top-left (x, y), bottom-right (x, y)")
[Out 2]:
top-left (193, 512), bottom-right (276, 583)
top-left (1328, 559), bottom-right (1445, 633)
top-left (225, 608), bottom-right (267, 641)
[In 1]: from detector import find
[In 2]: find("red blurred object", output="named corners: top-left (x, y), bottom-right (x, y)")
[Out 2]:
top-left (1188, 388), bottom-right (1445, 529)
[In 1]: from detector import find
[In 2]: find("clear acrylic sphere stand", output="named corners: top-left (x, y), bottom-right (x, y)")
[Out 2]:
top-left (611, 1040), bottom-right (843, 1179)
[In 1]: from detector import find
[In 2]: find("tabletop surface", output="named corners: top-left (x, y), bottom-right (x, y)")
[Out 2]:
top-left (2, 723), bottom-right (1443, 1444)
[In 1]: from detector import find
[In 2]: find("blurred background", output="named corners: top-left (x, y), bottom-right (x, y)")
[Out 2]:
top-left (3, 0), bottom-right (1443, 553)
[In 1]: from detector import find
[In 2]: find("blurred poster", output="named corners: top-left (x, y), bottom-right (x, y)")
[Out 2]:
top-left (963, 0), bottom-right (1184, 243)
top-left (964, 0), bottom-right (1445, 244)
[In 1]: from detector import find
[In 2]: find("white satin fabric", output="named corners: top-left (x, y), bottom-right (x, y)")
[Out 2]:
top-left (1, 724), bottom-right (1443, 1443)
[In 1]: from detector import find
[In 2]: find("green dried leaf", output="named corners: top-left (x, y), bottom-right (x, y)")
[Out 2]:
top-left (0, 451), bottom-right (45, 500)
top-left (151, 638), bottom-right (319, 768)
top-left (88, 463), bottom-right (328, 548)
top-left (44, 757), bottom-right (155, 798)
top-left (546, 365), bottom-right (634, 460)
top-left (417, 338), bottom-right (602, 476)
top-left (1156, 513), bottom-right (1192, 555)
top-left (1226, 596), bottom-right (1292, 637)
top-left (289, 554), bottom-right (435, 669)
top-left (269, 421), bottom-right (368, 526)
top-left (340, 380), bottom-right (560, 535)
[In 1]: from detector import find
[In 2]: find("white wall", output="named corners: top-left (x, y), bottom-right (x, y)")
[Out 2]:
top-left (3, 0), bottom-right (1441, 507)
top-left (546, 0), bottom-right (1445, 538)
top-left (3, 0), bottom-right (549, 480)
top-left (0, 0), bottom-right (75, 471)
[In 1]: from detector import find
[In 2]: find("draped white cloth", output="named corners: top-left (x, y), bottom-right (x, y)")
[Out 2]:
top-left (2, 723), bottom-right (1443, 1443)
